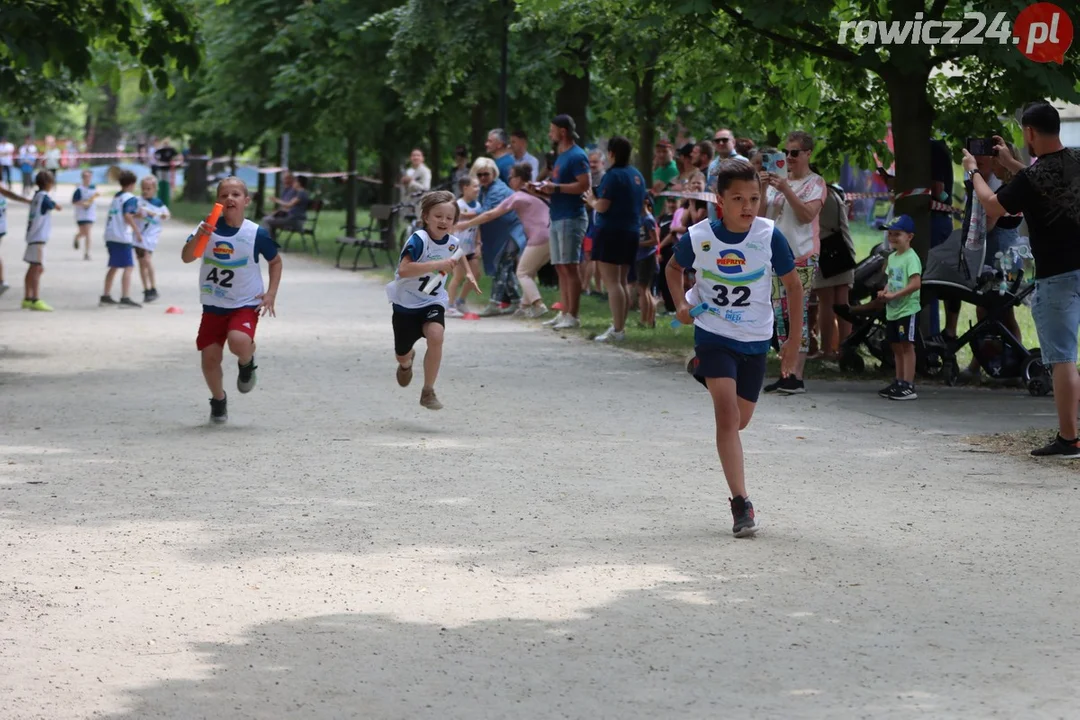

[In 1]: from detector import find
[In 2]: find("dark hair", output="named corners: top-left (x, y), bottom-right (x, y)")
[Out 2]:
top-left (457, 176), bottom-right (475, 191)
top-left (608, 136), bottom-right (632, 167)
top-left (1021, 100), bottom-right (1061, 135)
top-left (735, 138), bottom-right (755, 157)
top-left (715, 159), bottom-right (759, 194)
top-left (787, 131), bottom-right (814, 151)
top-left (453, 145), bottom-right (468, 158)
top-left (118, 170), bottom-right (137, 187)
top-left (295, 175), bottom-right (308, 189)
top-left (511, 129), bottom-right (528, 141)
top-left (511, 163), bottom-right (534, 182)
top-left (418, 190), bottom-right (459, 229)
top-left (35, 170), bottom-right (54, 189)
top-left (695, 140), bottom-right (714, 161)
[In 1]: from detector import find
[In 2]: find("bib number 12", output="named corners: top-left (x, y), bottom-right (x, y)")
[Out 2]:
top-left (207, 267), bottom-right (234, 288)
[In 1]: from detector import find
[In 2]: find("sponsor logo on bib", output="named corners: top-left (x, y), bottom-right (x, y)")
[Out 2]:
top-left (717, 250), bottom-right (747, 274)
top-left (213, 241), bottom-right (234, 260)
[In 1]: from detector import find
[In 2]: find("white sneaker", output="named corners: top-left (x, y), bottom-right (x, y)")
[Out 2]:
top-left (445, 306), bottom-right (464, 318)
top-left (595, 325), bottom-right (626, 343)
top-left (0, 283), bottom-right (9, 297)
top-left (526, 303), bottom-right (549, 319)
top-left (542, 312), bottom-right (565, 327)
top-left (553, 315), bottom-right (580, 329)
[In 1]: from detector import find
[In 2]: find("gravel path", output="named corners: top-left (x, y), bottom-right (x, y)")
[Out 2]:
top-left (3, 192), bottom-right (1079, 719)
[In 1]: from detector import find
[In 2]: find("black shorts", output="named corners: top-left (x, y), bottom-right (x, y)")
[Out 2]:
top-left (134, 247), bottom-right (150, 259)
top-left (392, 305), bottom-right (445, 356)
top-left (77, 220), bottom-right (94, 226)
top-left (592, 226), bottom-right (638, 266)
top-left (885, 314), bottom-right (917, 343)
top-left (635, 255), bottom-right (657, 288)
top-left (691, 344), bottom-right (768, 403)
top-left (465, 253), bottom-right (477, 261)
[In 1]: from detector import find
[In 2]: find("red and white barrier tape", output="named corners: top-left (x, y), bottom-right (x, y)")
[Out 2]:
top-left (661, 188), bottom-right (962, 217)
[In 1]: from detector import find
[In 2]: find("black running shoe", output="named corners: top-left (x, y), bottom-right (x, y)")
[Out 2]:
top-left (209, 394), bottom-right (228, 424)
top-left (763, 377), bottom-right (785, 393)
top-left (777, 376), bottom-right (806, 395)
top-left (99, 295), bottom-right (118, 306)
top-left (888, 384), bottom-right (918, 401)
top-left (1031, 435), bottom-right (1080, 459)
top-left (118, 297), bottom-right (142, 309)
top-left (237, 357), bottom-right (258, 394)
top-left (730, 496), bottom-right (758, 537)
top-left (878, 381), bottom-right (899, 398)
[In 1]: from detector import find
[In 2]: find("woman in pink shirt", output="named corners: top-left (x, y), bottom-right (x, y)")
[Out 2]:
top-left (456, 163), bottom-right (552, 318)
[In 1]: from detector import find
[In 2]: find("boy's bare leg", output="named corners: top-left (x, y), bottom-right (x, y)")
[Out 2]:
top-left (144, 254), bottom-right (156, 290)
top-left (201, 344), bottom-right (226, 400)
top-left (104, 267), bottom-right (118, 296)
top-left (121, 267), bottom-right (132, 298)
top-left (901, 342), bottom-right (916, 384)
top-left (226, 330), bottom-right (254, 366)
top-left (421, 322), bottom-right (444, 389)
top-left (138, 256), bottom-right (149, 291)
top-left (705, 377), bottom-right (757, 499)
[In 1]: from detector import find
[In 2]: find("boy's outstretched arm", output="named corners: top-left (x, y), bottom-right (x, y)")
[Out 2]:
top-left (665, 257), bottom-right (694, 326)
top-left (0, 186), bottom-right (29, 204)
top-left (258, 255), bottom-right (283, 317)
top-left (778, 269), bottom-right (804, 375)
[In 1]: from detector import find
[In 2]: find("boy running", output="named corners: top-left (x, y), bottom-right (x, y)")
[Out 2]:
top-left (877, 214), bottom-right (922, 401)
top-left (72, 169), bottom-right (99, 260)
top-left (182, 177), bottom-right (282, 424)
top-left (0, 185), bottom-right (31, 296)
top-left (135, 175), bottom-right (170, 303)
top-left (23, 171), bottom-right (63, 311)
top-left (101, 170), bottom-right (143, 308)
top-left (666, 159), bottom-right (803, 537)
top-left (447, 177), bottom-right (482, 316)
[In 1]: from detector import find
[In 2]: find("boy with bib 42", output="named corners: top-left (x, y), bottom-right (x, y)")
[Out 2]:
top-left (182, 177), bottom-right (283, 424)
top-left (666, 159), bottom-right (803, 537)
top-left (387, 190), bottom-right (477, 410)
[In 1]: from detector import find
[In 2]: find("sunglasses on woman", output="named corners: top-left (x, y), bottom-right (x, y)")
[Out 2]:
top-left (475, 172), bottom-right (492, 178)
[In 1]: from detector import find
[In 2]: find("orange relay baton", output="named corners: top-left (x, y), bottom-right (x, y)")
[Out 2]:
top-left (190, 203), bottom-right (224, 257)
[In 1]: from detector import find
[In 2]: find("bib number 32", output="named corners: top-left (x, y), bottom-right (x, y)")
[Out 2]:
top-left (711, 284), bottom-right (750, 307)
top-left (206, 267), bottom-right (234, 288)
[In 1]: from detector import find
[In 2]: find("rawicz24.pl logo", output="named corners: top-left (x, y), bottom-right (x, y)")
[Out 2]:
top-left (837, 2), bottom-right (1073, 64)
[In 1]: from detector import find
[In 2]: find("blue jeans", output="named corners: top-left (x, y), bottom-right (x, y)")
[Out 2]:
top-left (550, 211), bottom-right (588, 266)
top-left (1032, 269), bottom-right (1080, 365)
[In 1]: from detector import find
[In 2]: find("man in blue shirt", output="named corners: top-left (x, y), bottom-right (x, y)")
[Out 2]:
top-left (486, 129), bottom-right (515, 184)
top-left (535, 114), bottom-right (591, 329)
top-left (707, 128), bottom-right (747, 222)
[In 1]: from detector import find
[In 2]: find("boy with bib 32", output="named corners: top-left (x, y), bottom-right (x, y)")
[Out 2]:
top-left (182, 177), bottom-right (283, 424)
top-left (666, 159), bottom-right (803, 537)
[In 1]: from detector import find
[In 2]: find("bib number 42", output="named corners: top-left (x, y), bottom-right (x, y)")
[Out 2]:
top-left (206, 267), bottom-right (234, 288)
top-left (711, 284), bottom-right (750, 308)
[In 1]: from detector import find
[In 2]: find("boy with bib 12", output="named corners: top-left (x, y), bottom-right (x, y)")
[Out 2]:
top-left (182, 177), bottom-right (282, 424)
top-left (387, 190), bottom-right (476, 410)
top-left (666, 159), bottom-right (802, 537)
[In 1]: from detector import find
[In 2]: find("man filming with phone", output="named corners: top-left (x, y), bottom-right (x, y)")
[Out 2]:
top-left (964, 100), bottom-right (1080, 459)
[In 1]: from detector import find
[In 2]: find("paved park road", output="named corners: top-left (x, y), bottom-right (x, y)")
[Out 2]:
top-left (3, 191), bottom-right (1080, 719)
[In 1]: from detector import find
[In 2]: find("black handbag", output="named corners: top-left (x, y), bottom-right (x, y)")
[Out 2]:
top-left (818, 188), bottom-right (856, 279)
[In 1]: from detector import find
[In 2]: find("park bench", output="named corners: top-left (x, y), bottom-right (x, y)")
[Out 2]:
top-left (335, 204), bottom-right (397, 270)
top-left (281, 198), bottom-right (323, 254)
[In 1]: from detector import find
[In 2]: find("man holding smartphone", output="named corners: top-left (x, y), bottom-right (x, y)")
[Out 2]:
top-left (964, 101), bottom-right (1080, 458)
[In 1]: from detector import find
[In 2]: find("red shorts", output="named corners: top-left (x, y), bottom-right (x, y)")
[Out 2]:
top-left (196, 307), bottom-right (259, 351)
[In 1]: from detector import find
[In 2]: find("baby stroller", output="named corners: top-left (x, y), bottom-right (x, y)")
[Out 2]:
top-left (920, 228), bottom-right (1050, 395)
top-left (834, 243), bottom-right (940, 376)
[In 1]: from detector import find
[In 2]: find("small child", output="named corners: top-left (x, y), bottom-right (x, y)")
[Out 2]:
top-left (72, 170), bottom-right (99, 260)
top-left (134, 175), bottom-right (170, 303)
top-left (635, 197), bottom-right (659, 328)
top-left (101, 170), bottom-right (144, 308)
top-left (386, 190), bottom-right (469, 410)
top-left (447, 177), bottom-right (482, 317)
top-left (181, 177), bottom-right (282, 424)
top-left (877, 214), bottom-right (922, 401)
top-left (0, 185), bottom-right (31, 296)
top-left (22, 171), bottom-right (62, 311)
top-left (668, 159), bottom-right (802, 537)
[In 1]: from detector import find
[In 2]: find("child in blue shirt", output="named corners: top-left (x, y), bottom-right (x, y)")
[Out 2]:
top-left (666, 159), bottom-right (803, 537)
top-left (635, 198), bottom-right (659, 328)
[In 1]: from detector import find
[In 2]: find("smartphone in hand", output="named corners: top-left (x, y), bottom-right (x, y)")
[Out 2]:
top-left (966, 137), bottom-right (997, 156)
top-left (762, 153), bottom-right (787, 179)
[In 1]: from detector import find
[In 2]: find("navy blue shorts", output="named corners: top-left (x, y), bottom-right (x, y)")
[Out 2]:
top-left (106, 241), bottom-right (134, 268)
top-left (691, 344), bottom-right (768, 403)
top-left (885, 314), bottom-right (917, 343)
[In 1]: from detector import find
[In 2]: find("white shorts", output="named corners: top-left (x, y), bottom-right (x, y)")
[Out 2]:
top-left (133, 237), bottom-right (158, 253)
top-left (24, 242), bottom-right (45, 265)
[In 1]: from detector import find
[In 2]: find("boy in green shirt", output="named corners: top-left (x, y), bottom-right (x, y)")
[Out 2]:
top-left (877, 215), bottom-right (922, 400)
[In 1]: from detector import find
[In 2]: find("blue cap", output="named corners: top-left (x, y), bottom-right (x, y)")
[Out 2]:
top-left (885, 214), bottom-right (915, 233)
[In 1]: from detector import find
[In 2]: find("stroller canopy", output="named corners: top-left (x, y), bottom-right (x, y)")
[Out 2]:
top-left (923, 229), bottom-right (987, 293)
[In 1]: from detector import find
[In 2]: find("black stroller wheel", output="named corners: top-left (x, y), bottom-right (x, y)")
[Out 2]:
top-left (1024, 350), bottom-right (1052, 396)
top-left (839, 349), bottom-right (865, 374)
top-left (942, 360), bottom-right (959, 386)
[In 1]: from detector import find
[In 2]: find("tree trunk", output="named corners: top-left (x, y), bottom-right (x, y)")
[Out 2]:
top-left (470, 102), bottom-right (487, 161)
top-left (88, 84), bottom-right (121, 162)
top-left (345, 135), bottom-right (358, 237)
top-left (255, 142), bottom-right (268, 219)
top-left (428, 115), bottom-right (441, 186)
top-left (884, 66), bottom-right (935, 262)
top-left (635, 63), bottom-right (656, 180)
top-left (274, 135), bottom-right (284, 199)
top-left (183, 139), bottom-right (209, 203)
top-left (554, 35), bottom-right (591, 142)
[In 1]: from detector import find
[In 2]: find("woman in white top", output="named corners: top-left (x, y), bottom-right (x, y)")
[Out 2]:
top-left (757, 132), bottom-right (827, 394)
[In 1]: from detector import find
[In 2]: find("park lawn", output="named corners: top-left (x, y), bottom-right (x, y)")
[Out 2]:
top-left (172, 199), bottom-right (1040, 379)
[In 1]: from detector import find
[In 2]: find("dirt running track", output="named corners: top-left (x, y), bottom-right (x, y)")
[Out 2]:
top-left (2, 192), bottom-right (1079, 719)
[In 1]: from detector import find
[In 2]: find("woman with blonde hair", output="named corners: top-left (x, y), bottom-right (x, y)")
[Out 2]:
top-left (461, 157), bottom-right (525, 315)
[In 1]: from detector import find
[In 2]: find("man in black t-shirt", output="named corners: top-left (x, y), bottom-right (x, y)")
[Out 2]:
top-left (966, 101), bottom-right (1080, 458)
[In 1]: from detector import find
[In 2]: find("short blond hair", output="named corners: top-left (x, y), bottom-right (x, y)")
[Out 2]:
top-left (470, 157), bottom-right (499, 181)
top-left (217, 176), bottom-right (249, 196)
top-left (140, 175), bottom-right (157, 189)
